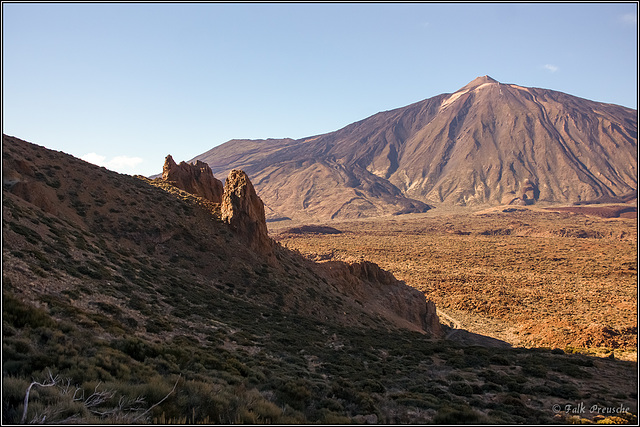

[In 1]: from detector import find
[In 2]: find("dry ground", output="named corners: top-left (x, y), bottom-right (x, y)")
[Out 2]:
top-left (272, 205), bottom-right (638, 361)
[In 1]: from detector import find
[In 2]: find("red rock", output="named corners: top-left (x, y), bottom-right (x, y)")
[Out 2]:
top-left (221, 169), bottom-right (273, 257)
top-left (162, 155), bottom-right (224, 203)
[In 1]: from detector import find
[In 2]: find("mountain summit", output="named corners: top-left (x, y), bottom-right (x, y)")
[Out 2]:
top-left (459, 75), bottom-right (499, 91)
top-left (193, 77), bottom-right (637, 221)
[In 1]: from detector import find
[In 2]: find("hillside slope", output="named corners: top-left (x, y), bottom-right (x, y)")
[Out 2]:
top-left (2, 135), bottom-right (637, 424)
top-left (2, 134), bottom-right (441, 336)
top-left (194, 76), bottom-right (637, 221)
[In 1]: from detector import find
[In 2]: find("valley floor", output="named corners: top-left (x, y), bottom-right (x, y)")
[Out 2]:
top-left (273, 205), bottom-right (638, 361)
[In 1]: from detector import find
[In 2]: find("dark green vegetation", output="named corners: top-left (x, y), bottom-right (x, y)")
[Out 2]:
top-left (2, 135), bottom-right (637, 424)
top-left (5, 278), bottom-right (637, 424)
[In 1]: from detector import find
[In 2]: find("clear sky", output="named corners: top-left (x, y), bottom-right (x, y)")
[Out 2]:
top-left (3, 2), bottom-right (638, 177)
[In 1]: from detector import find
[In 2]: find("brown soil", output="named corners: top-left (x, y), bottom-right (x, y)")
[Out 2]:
top-left (273, 207), bottom-right (638, 360)
top-left (544, 205), bottom-right (637, 219)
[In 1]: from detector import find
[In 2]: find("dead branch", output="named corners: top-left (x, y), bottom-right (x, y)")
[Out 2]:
top-left (20, 372), bottom-right (179, 424)
top-left (20, 371), bottom-right (60, 424)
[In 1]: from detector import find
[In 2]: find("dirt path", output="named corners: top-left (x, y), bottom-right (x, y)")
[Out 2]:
top-left (436, 309), bottom-right (462, 338)
top-left (437, 308), bottom-right (513, 348)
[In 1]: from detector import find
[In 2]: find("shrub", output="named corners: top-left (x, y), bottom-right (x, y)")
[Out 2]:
top-left (481, 381), bottom-right (502, 392)
top-left (434, 405), bottom-right (481, 424)
top-left (521, 363), bottom-right (547, 378)
top-left (245, 396), bottom-right (282, 422)
top-left (2, 376), bottom-right (30, 423)
top-left (450, 381), bottom-right (474, 397)
top-left (552, 361), bottom-right (591, 379)
top-left (278, 379), bottom-right (312, 410)
top-left (489, 354), bottom-right (511, 365)
top-left (2, 372), bottom-right (165, 424)
top-left (3, 293), bottom-right (56, 329)
top-left (357, 379), bottom-right (385, 393)
top-left (548, 383), bottom-right (581, 400)
top-left (112, 337), bottom-right (158, 362)
top-left (8, 221), bottom-right (41, 244)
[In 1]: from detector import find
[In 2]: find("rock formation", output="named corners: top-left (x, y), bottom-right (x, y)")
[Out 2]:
top-left (508, 178), bottom-right (540, 205)
top-left (157, 154), bottom-right (438, 333)
top-left (160, 162), bottom-right (438, 333)
top-left (521, 179), bottom-right (538, 203)
top-left (162, 155), bottom-right (224, 203)
top-left (221, 169), bottom-right (273, 257)
top-left (160, 157), bottom-right (274, 258)
top-left (322, 260), bottom-right (443, 336)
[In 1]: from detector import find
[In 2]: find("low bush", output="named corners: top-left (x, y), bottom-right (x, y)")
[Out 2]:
top-left (433, 404), bottom-right (482, 424)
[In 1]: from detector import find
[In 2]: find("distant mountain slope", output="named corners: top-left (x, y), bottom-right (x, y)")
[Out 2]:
top-left (193, 76), bottom-right (637, 221)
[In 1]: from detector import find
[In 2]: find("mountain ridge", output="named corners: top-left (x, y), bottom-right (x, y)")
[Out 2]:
top-left (192, 76), bottom-right (637, 221)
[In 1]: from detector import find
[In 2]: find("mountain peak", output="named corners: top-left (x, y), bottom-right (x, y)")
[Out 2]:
top-left (473, 75), bottom-right (499, 84)
top-left (460, 75), bottom-right (499, 91)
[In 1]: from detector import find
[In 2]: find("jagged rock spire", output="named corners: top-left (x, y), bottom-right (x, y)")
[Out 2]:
top-left (162, 155), bottom-right (224, 203)
top-left (221, 169), bottom-right (273, 257)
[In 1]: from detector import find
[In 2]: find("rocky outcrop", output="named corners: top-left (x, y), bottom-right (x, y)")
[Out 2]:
top-left (322, 260), bottom-right (443, 336)
top-left (162, 155), bottom-right (224, 203)
top-left (508, 178), bottom-right (539, 206)
top-left (221, 169), bottom-right (273, 257)
top-left (160, 157), bottom-right (273, 257)
top-left (521, 179), bottom-right (538, 202)
top-left (3, 156), bottom-right (60, 215)
top-left (158, 157), bottom-right (437, 332)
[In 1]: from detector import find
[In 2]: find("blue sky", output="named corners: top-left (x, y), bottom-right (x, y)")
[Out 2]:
top-left (3, 2), bottom-right (638, 177)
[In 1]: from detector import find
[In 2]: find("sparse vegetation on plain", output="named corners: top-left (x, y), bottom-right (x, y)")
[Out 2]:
top-left (275, 207), bottom-right (638, 361)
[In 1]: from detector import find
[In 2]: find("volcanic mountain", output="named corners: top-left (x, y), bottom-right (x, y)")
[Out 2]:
top-left (193, 76), bottom-right (637, 221)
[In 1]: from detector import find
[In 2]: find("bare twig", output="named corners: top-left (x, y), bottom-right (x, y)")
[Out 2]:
top-left (83, 382), bottom-right (115, 409)
top-left (20, 372), bottom-right (179, 424)
top-left (131, 375), bottom-right (181, 423)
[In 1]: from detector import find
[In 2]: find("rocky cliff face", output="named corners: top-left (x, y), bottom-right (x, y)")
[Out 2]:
top-left (322, 260), bottom-right (443, 336)
top-left (158, 155), bottom-right (438, 333)
top-left (162, 155), bottom-right (224, 203)
top-left (221, 169), bottom-right (274, 257)
top-left (3, 135), bottom-right (443, 337)
top-left (161, 158), bottom-right (274, 257)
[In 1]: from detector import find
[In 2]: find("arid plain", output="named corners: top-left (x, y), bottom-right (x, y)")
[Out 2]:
top-left (273, 204), bottom-right (638, 361)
